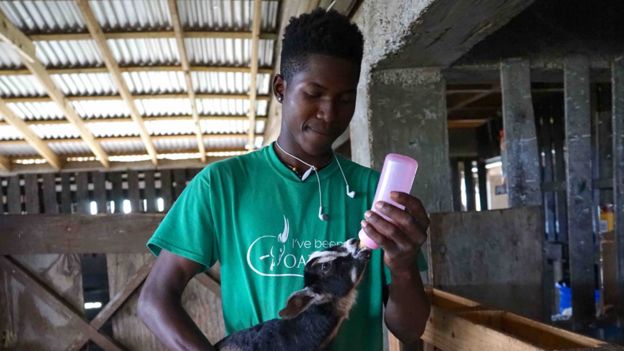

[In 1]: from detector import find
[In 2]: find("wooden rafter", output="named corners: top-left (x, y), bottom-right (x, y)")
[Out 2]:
top-left (3, 93), bottom-right (271, 104)
top-left (29, 30), bottom-right (277, 41)
top-left (0, 115), bottom-right (267, 126)
top-left (247, 0), bottom-right (262, 150)
top-left (447, 84), bottom-right (500, 113)
top-left (0, 153), bottom-right (10, 171)
top-left (169, 0), bottom-right (206, 162)
top-left (0, 65), bottom-right (274, 75)
top-left (76, 0), bottom-right (158, 165)
top-left (0, 98), bottom-right (61, 170)
top-left (0, 9), bottom-right (109, 168)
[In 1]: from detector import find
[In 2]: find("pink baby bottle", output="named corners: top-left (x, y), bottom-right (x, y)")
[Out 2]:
top-left (359, 153), bottom-right (419, 249)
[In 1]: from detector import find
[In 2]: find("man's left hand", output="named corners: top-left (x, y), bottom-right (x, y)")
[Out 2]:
top-left (360, 191), bottom-right (430, 276)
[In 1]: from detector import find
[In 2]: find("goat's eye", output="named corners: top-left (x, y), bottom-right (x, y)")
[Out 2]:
top-left (321, 262), bottom-right (331, 272)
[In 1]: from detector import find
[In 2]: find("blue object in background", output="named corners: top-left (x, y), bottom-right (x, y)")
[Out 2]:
top-left (556, 283), bottom-right (600, 314)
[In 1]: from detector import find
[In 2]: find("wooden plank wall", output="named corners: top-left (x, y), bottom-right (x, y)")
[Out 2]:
top-left (0, 167), bottom-right (222, 350)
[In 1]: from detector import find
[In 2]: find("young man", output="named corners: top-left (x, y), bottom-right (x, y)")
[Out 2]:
top-left (138, 8), bottom-right (430, 350)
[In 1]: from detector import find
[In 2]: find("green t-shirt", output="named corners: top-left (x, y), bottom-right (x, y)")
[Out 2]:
top-left (147, 144), bottom-right (426, 350)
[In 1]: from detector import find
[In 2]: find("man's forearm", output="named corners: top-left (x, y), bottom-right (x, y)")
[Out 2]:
top-left (138, 294), bottom-right (216, 351)
top-left (384, 269), bottom-right (431, 344)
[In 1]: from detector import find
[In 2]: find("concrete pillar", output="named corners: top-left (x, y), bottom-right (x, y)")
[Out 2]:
top-left (364, 67), bottom-right (452, 213)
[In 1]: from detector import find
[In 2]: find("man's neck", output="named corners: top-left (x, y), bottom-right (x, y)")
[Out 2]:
top-left (274, 138), bottom-right (333, 172)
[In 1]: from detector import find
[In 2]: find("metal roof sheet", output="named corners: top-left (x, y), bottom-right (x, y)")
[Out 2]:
top-left (52, 73), bottom-right (118, 95)
top-left (35, 40), bottom-right (103, 67)
top-left (0, 1), bottom-right (84, 33)
top-left (89, 0), bottom-right (171, 31)
top-left (72, 100), bottom-right (129, 118)
top-left (124, 71), bottom-right (186, 94)
top-left (8, 102), bottom-right (64, 120)
top-left (108, 38), bottom-right (180, 66)
top-left (135, 98), bottom-right (192, 116)
top-left (0, 75), bottom-right (46, 97)
top-left (0, 43), bottom-right (22, 68)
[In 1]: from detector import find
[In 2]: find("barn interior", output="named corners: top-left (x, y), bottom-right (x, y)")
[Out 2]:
top-left (1, 0), bottom-right (623, 350)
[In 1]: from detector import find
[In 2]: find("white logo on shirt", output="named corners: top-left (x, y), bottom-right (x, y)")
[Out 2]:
top-left (246, 216), bottom-right (344, 278)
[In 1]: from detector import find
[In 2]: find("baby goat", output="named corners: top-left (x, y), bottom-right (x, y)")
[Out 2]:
top-left (216, 238), bottom-right (371, 351)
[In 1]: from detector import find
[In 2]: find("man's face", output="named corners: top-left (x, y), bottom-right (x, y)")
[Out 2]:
top-left (274, 54), bottom-right (360, 157)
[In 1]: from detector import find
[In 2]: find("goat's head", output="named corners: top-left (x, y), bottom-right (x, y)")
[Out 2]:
top-left (279, 238), bottom-right (371, 319)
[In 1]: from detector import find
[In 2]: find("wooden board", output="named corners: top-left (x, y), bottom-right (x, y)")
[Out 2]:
top-left (144, 170), bottom-right (157, 213)
top-left (93, 171), bottom-right (107, 214)
top-left (500, 58), bottom-right (542, 207)
top-left (563, 55), bottom-right (595, 326)
top-left (429, 207), bottom-right (545, 320)
top-left (7, 175), bottom-right (20, 214)
top-left (613, 57), bottom-right (624, 317)
top-left (107, 254), bottom-right (225, 349)
top-left (0, 214), bottom-right (164, 254)
top-left (23, 174), bottom-right (39, 214)
top-left (160, 170), bottom-right (173, 211)
top-left (41, 173), bottom-right (59, 214)
top-left (0, 254), bottom-right (85, 349)
top-left (60, 173), bottom-right (72, 214)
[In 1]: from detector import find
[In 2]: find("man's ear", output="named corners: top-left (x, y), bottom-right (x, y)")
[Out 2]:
top-left (279, 288), bottom-right (320, 319)
top-left (272, 74), bottom-right (285, 102)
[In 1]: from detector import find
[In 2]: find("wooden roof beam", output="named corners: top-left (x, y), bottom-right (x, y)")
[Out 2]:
top-left (77, 0), bottom-right (159, 165)
top-left (0, 8), bottom-right (109, 168)
top-left (0, 98), bottom-right (61, 170)
top-left (247, 0), bottom-right (262, 150)
top-left (169, 0), bottom-right (206, 163)
top-left (0, 153), bottom-right (10, 171)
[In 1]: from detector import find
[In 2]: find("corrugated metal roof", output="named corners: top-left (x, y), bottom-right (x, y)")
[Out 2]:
top-left (124, 71), bottom-right (186, 94)
top-left (0, 123), bottom-right (24, 140)
top-left (8, 102), bottom-right (64, 120)
top-left (35, 40), bottom-right (103, 67)
top-left (0, 43), bottom-right (22, 68)
top-left (72, 100), bottom-right (129, 118)
top-left (0, 0), bottom-right (280, 168)
top-left (87, 120), bottom-right (141, 137)
top-left (0, 75), bottom-right (46, 97)
top-left (185, 38), bottom-right (273, 66)
top-left (0, 1), bottom-right (84, 33)
top-left (191, 72), bottom-right (270, 94)
top-left (179, 0), bottom-right (279, 32)
top-left (135, 98), bottom-right (192, 116)
top-left (89, 0), bottom-right (171, 31)
top-left (31, 122), bottom-right (80, 139)
top-left (196, 99), bottom-right (268, 116)
top-left (108, 38), bottom-right (180, 66)
top-left (48, 140), bottom-right (92, 155)
top-left (52, 73), bottom-right (118, 95)
top-left (0, 142), bottom-right (35, 156)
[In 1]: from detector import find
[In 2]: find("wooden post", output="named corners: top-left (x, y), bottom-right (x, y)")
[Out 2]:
top-left (564, 55), bottom-right (595, 327)
top-left (42, 173), bottom-right (59, 214)
top-left (160, 170), bottom-right (172, 211)
top-left (93, 171), bottom-right (107, 214)
top-left (24, 174), bottom-right (39, 214)
top-left (464, 160), bottom-right (476, 211)
top-left (613, 57), bottom-right (624, 318)
top-left (76, 172), bottom-right (90, 214)
top-left (451, 159), bottom-right (462, 211)
top-left (500, 58), bottom-right (542, 207)
top-left (60, 173), bottom-right (72, 213)
top-left (127, 170), bottom-right (140, 213)
top-left (173, 169), bottom-right (186, 200)
top-left (477, 161), bottom-right (488, 210)
top-left (7, 175), bottom-right (20, 214)
top-left (143, 170), bottom-right (157, 213)
top-left (109, 172), bottom-right (124, 214)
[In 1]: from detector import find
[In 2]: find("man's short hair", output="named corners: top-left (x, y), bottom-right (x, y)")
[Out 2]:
top-left (280, 8), bottom-right (364, 81)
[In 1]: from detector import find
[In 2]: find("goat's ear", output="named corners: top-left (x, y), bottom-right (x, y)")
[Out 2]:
top-left (279, 288), bottom-right (318, 319)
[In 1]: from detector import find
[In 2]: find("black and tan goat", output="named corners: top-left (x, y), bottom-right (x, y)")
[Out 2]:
top-left (216, 238), bottom-right (371, 351)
